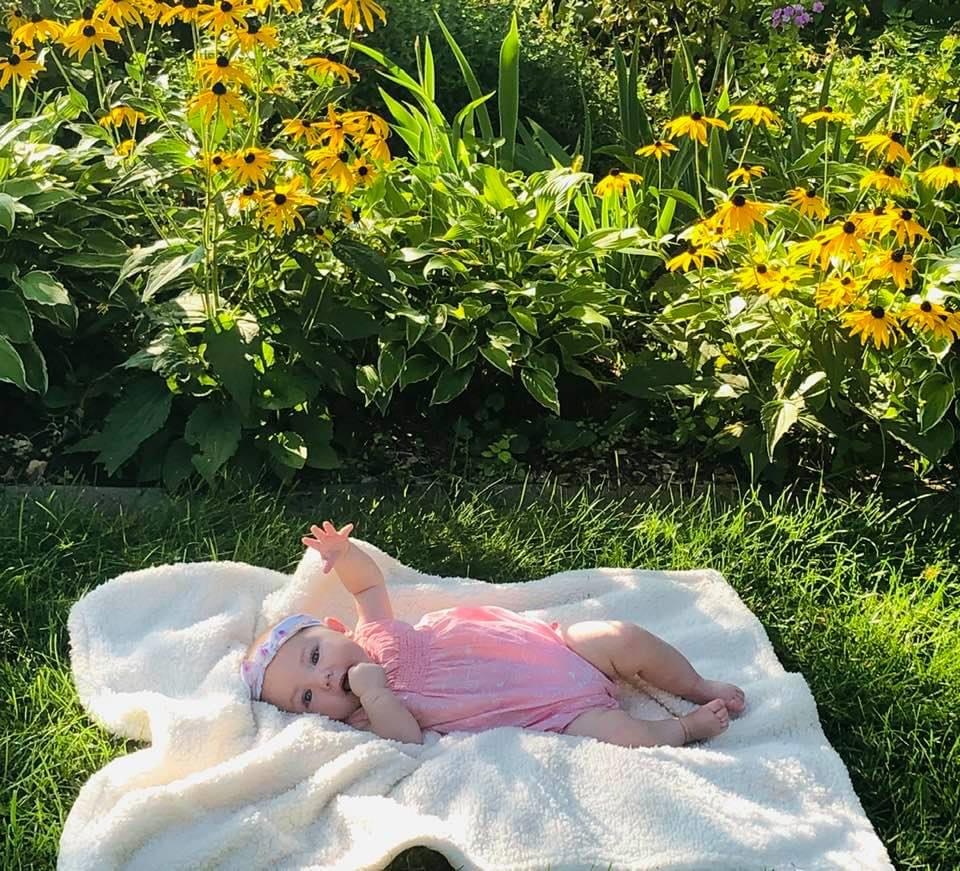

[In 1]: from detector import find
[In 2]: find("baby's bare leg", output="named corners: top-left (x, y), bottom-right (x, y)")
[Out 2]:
top-left (563, 702), bottom-right (729, 748)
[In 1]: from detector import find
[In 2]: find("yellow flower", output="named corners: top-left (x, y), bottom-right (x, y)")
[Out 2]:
top-left (95, 0), bottom-right (144, 28)
top-left (5, 8), bottom-right (28, 32)
top-left (360, 133), bottom-right (391, 164)
top-left (350, 155), bottom-right (377, 187)
top-left (12, 15), bottom-right (64, 45)
top-left (785, 186), bottom-right (829, 220)
top-left (918, 156), bottom-right (960, 192)
top-left (312, 104), bottom-right (350, 151)
top-left (196, 53), bottom-right (254, 89)
top-left (302, 56), bottom-right (359, 85)
top-left (98, 105), bottom-right (146, 129)
top-left (0, 47), bottom-right (44, 89)
top-left (865, 247), bottom-right (913, 291)
top-left (160, 2), bottom-right (205, 25)
top-left (593, 168), bottom-right (643, 197)
top-left (251, 0), bottom-right (303, 10)
top-left (727, 165), bottom-right (766, 184)
top-left (856, 131), bottom-right (912, 165)
top-left (853, 203), bottom-right (897, 238)
top-left (882, 207), bottom-right (931, 247)
top-left (340, 110), bottom-right (390, 139)
top-left (188, 82), bottom-right (246, 128)
top-left (226, 147), bottom-right (275, 186)
top-left (197, 0), bottom-right (249, 35)
top-left (801, 105), bottom-right (854, 125)
top-left (859, 165), bottom-right (908, 195)
top-left (899, 300), bottom-right (960, 342)
top-left (666, 242), bottom-right (721, 272)
top-left (281, 117), bottom-right (324, 146)
top-left (232, 184), bottom-right (263, 212)
top-left (815, 272), bottom-right (864, 310)
top-left (635, 139), bottom-right (678, 160)
top-left (713, 194), bottom-right (775, 237)
top-left (840, 306), bottom-right (903, 349)
top-left (729, 104), bottom-right (782, 129)
top-left (308, 147), bottom-right (356, 193)
top-left (258, 175), bottom-right (320, 236)
top-left (231, 18), bottom-right (279, 51)
top-left (199, 150), bottom-right (230, 175)
top-left (737, 261), bottom-right (783, 294)
top-left (59, 16), bottom-right (122, 61)
top-left (785, 231), bottom-right (830, 267)
top-left (115, 138), bottom-right (136, 156)
top-left (818, 218), bottom-right (866, 269)
top-left (664, 111), bottom-right (729, 146)
top-left (324, 0), bottom-right (387, 31)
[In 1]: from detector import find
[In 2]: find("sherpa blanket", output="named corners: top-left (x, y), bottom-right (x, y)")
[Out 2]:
top-left (60, 538), bottom-right (893, 870)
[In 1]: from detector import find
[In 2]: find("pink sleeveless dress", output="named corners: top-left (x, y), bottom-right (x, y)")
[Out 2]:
top-left (345, 605), bottom-right (621, 735)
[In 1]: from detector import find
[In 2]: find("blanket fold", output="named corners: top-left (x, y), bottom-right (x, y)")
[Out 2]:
top-left (60, 539), bottom-right (893, 870)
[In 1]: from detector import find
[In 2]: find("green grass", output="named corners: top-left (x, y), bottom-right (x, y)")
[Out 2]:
top-left (2, 475), bottom-right (959, 870)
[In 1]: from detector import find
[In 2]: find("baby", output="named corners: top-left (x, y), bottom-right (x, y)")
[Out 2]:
top-left (241, 520), bottom-right (747, 747)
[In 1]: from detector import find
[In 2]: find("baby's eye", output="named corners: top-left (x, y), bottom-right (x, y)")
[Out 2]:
top-left (303, 689), bottom-right (312, 708)
top-left (310, 644), bottom-right (320, 666)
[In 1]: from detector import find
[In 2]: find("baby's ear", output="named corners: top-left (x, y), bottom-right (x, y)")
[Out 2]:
top-left (323, 616), bottom-right (350, 635)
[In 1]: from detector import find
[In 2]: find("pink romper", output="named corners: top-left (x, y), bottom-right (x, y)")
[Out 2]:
top-left (345, 605), bottom-right (621, 735)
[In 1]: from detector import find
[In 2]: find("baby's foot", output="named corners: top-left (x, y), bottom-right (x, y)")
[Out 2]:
top-left (687, 678), bottom-right (746, 717)
top-left (679, 699), bottom-right (729, 743)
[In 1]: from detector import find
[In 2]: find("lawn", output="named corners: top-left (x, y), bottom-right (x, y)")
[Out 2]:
top-left (1, 476), bottom-right (958, 870)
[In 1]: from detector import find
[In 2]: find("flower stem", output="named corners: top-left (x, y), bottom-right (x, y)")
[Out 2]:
top-left (693, 141), bottom-right (702, 211)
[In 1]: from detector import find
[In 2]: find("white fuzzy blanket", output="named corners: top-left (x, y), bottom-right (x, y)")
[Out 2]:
top-left (60, 538), bottom-right (893, 870)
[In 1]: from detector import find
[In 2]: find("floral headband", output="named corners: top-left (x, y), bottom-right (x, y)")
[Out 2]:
top-left (241, 613), bottom-right (323, 701)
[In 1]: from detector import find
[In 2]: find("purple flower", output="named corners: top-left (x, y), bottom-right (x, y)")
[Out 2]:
top-left (781, 6), bottom-right (795, 19)
top-left (812, 1), bottom-right (824, 11)
top-left (796, 11), bottom-right (812, 25)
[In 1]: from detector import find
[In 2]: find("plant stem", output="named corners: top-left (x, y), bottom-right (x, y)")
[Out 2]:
top-left (693, 140), bottom-right (702, 210)
top-left (820, 124), bottom-right (830, 231)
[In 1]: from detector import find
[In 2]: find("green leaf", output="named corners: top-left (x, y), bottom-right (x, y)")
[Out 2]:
top-left (918, 372), bottom-right (955, 433)
top-left (16, 340), bottom-right (47, 394)
top-left (142, 245), bottom-right (204, 302)
top-left (761, 397), bottom-right (801, 460)
top-left (184, 402), bottom-right (241, 484)
top-left (14, 270), bottom-right (70, 306)
top-left (430, 364), bottom-right (474, 404)
top-left (479, 344), bottom-right (513, 375)
top-left (0, 192), bottom-right (15, 234)
top-left (264, 431), bottom-right (307, 469)
top-left (0, 290), bottom-right (32, 342)
top-left (356, 364), bottom-right (380, 406)
top-left (204, 323), bottom-right (254, 415)
top-left (481, 164), bottom-right (517, 209)
top-left (332, 238), bottom-right (394, 290)
top-left (378, 342), bottom-right (406, 391)
top-left (426, 331), bottom-right (454, 365)
top-left (0, 336), bottom-right (27, 391)
top-left (398, 354), bottom-right (439, 388)
top-left (435, 11), bottom-right (494, 142)
top-left (497, 12), bottom-right (520, 171)
top-left (618, 359), bottom-right (693, 397)
top-left (508, 306), bottom-right (538, 337)
top-left (886, 416), bottom-right (954, 465)
top-left (521, 366), bottom-right (560, 414)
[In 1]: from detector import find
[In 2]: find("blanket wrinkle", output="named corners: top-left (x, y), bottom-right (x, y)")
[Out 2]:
top-left (60, 539), bottom-right (894, 870)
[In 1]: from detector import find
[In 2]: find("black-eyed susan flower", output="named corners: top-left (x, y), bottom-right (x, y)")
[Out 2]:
top-left (815, 272), bottom-right (864, 310)
top-left (729, 103), bottom-right (782, 129)
top-left (189, 81), bottom-right (245, 127)
top-left (231, 17), bottom-right (279, 51)
top-left (60, 16), bottom-right (122, 61)
top-left (865, 247), bottom-right (913, 290)
top-left (0, 48), bottom-right (43, 89)
top-left (12, 14), bottom-right (64, 45)
top-left (853, 203), bottom-right (897, 238)
top-left (258, 175), bottom-right (320, 235)
top-left (98, 105), bottom-right (146, 130)
top-left (801, 105), bottom-right (854, 125)
top-left (138, 0), bottom-right (167, 24)
top-left (236, 184), bottom-right (262, 209)
top-left (254, 0), bottom-right (302, 11)
top-left (919, 156), bottom-right (960, 192)
top-left (197, 0), bottom-right (249, 35)
top-left (860, 164), bottom-right (908, 195)
top-left (727, 165), bottom-right (766, 185)
top-left (594, 168), bottom-right (643, 197)
top-left (690, 215), bottom-right (726, 248)
top-left (199, 150), bottom-right (230, 175)
top-left (840, 306), bottom-right (904, 348)
top-left (227, 147), bottom-right (274, 185)
top-left (666, 241), bottom-right (722, 272)
top-left (196, 54), bottom-right (253, 89)
top-left (324, 0), bottom-right (386, 31)
top-left (95, 0), bottom-right (144, 28)
top-left (899, 299), bottom-right (960, 342)
top-left (359, 133), bottom-right (390, 164)
top-left (785, 231), bottom-right (831, 267)
top-left (664, 111), bottom-right (730, 146)
top-left (635, 139), bottom-right (678, 160)
top-left (115, 138), bottom-right (136, 157)
top-left (281, 117), bottom-right (324, 146)
top-left (856, 131), bottom-right (912, 164)
top-left (307, 147), bottom-right (356, 192)
top-left (312, 104), bottom-right (349, 152)
top-left (5, 8), bottom-right (28, 32)
top-left (341, 110), bottom-right (390, 140)
top-left (737, 261), bottom-right (783, 294)
top-left (350, 155), bottom-right (377, 187)
top-left (785, 186), bottom-right (829, 220)
top-left (883, 207), bottom-right (931, 247)
top-left (818, 218), bottom-right (866, 268)
top-left (302, 56), bottom-right (359, 85)
top-left (714, 194), bottom-right (775, 237)
top-left (161, 0), bottom-right (205, 25)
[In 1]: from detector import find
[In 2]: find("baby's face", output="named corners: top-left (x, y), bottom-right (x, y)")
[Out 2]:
top-left (260, 625), bottom-right (370, 719)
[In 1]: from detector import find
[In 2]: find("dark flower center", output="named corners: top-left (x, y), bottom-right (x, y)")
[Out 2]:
top-left (273, 193), bottom-right (287, 205)
top-left (891, 249), bottom-right (904, 262)
top-left (686, 243), bottom-right (698, 253)
top-left (338, 150), bottom-right (349, 162)
top-left (302, 120), bottom-right (312, 128)
top-left (653, 139), bottom-right (662, 146)
top-left (883, 165), bottom-right (896, 177)
top-left (870, 307), bottom-right (885, 318)
top-left (221, 1), bottom-right (233, 11)
top-left (610, 168), bottom-right (621, 176)
top-left (216, 55), bottom-right (229, 67)
top-left (756, 264), bottom-right (768, 274)
top-left (873, 206), bottom-right (885, 216)
top-left (841, 277), bottom-right (851, 286)
top-left (842, 221), bottom-right (856, 234)
top-left (899, 209), bottom-right (911, 220)
top-left (946, 157), bottom-right (957, 168)
top-left (82, 6), bottom-right (94, 18)
top-left (890, 131), bottom-right (904, 144)
top-left (82, 25), bottom-right (96, 37)
top-left (352, 208), bottom-right (361, 222)
top-left (921, 301), bottom-right (932, 312)
top-left (212, 155), bottom-right (223, 165)
top-left (358, 166), bottom-right (368, 176)
top-left (244, 152), bottom-right (256, 163)
top-left (8, 54), bottom-right (20, 65)
top-left (245, 17), bottom-right (260, 33)
top-left (821, 105), bottom-right (832, 112)
top-left (242, 185), bottom-right (254, 195)
top-left (806, 188), bottom-right (817, 198)
top-left (691, 112), bottom-right (703, 121)
top-left (212, 82), bottom-right (227, 95)
top-left (732, 194), bottom-right (746, 207)
top-left (184, 0), bottom-right (199, 7)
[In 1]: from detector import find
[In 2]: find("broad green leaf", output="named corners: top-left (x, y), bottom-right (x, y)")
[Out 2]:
top-left (521, 366), bottom-right (560, 414)
top-left (430, 364), bottom-right (474, 404)
top-left (185, 402), bottom-right (241, 484)
top-left (204, 323), bottom-right (254, 415)
top-left (15, 270), bottom-right (70, 306)
top-left (918, 371), bottom-right (955, 433)
top-left (142, 246), bottom-right (204, 302)
top-left (378, 341), bottom-right (406, 391)
top-left (332, 238), bottom-right (394, 290)
top-left (761, 397), bottom-right (801, 460)
top-left (498, 12), bottom-right (520, 171)
top-left (356, 364), bottom-right (380, 406)
top-left (265, 431), bottom-right (307, 469)
top-left (479, 344), bottom-right (513, 375)
top-left (0, 192), bottom-right (15, 233)
top-left (16, 340), bottom-right (47, 394)
top-left (0, 336), bottom-right (27, 391)
top-left (508, 306), bottom-right (538, 336)
top-left (398, 354), bottom-right (439, 388)
top-left (0, 290), bottom-right (32, 342)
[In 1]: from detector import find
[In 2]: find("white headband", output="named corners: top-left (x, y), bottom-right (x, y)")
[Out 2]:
top-left (240, 613), bottom-right (323, 701)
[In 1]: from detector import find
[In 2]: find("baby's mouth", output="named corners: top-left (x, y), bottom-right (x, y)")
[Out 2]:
top-left (341, 670), bottom-right (351, 694)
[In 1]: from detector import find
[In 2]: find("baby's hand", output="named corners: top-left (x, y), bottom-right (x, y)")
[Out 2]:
top-left (347, 662), bottom-right (387, 698)
top-left (301, 520), bottom-right (354, 574)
